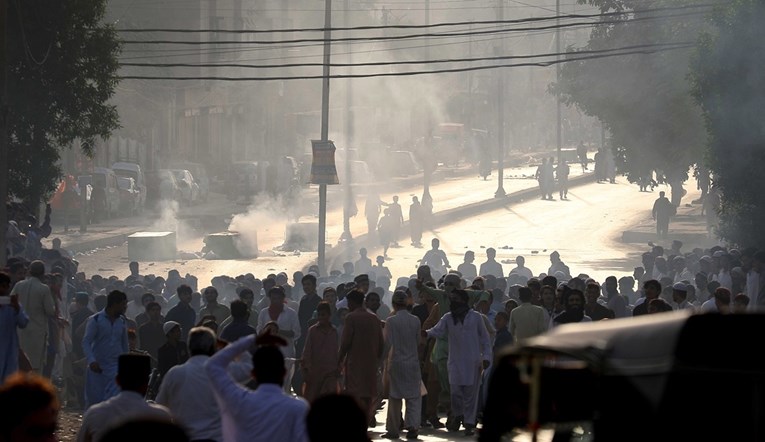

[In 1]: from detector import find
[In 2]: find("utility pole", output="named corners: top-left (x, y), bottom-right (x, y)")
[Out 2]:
top-left (317, 0), bottom-right (332, 275)
top-left (0, 0), bottom-right (8, 265)
top-left (421, 0), bottom-right (433, 225)
top-left (556, 0), bottom-right (562, 165)
top-left (340, 0), bottom-right (353, 243)
top-left (495, 0), bottom-right (506, 197)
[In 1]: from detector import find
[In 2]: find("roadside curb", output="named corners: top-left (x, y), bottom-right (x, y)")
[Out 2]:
top-left (58, 151), bottom-right (557, 256)
top-left (323, 172), bottom-right (597, 271)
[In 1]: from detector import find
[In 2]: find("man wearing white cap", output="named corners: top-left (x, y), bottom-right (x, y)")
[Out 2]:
top-left (671, 283), bottom-right (694, 310)
top-left (157, 321), bottom-right (189, 380)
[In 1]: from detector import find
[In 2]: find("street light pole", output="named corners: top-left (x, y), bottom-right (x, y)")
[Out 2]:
top-left (421, 0), bottom-right (433, 224)
top-left (318, 0), bottom-right (332, 274)
top-left (556, 0), bottom-right (562, 165)
top-left (340, 0), bottom-right (353, 243)
top-left (495, 0), bottom-right (506, 198)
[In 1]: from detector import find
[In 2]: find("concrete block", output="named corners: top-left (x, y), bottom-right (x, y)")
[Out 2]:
top-left (204, 231), bottom-right (257, 259)
top-left (128, 231), bottom-right (176, 261)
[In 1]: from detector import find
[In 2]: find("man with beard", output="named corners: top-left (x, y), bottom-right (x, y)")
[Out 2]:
top-left (553, 289), bottom-right (592, 326)
top-left (425, 289), bottom-right (492, 436)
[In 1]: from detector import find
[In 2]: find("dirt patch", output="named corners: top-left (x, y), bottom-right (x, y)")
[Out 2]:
top-left (58, 409), bottom-right (83, 441)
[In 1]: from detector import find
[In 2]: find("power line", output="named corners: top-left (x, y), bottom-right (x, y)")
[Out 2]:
top-left (119, 42), bottom-right (693, 70)
top-left (117, 43), bottom-right (694, 81)
top-left (117, 3), bottom-right (721, 39)
top-left (119, 10), bottom-right (713, 46)
top-left (117, 31), bottom-right (514, 61)
top-left (115, 3), bottom-right (719, 34)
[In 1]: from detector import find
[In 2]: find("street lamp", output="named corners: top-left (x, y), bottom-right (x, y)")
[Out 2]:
top-left (495, 0), bottom-right (506, 198)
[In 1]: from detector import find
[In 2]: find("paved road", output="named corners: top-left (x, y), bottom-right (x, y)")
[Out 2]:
top-left (72, 176), bottom-right (701, 303)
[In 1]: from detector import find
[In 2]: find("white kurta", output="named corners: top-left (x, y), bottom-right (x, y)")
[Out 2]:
top-left (384, 310), bottom-right (422, 399)
top-left (426, 310), bottom-right (492, 386)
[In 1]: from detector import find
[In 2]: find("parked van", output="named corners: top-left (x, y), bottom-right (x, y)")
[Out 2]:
top-left (91, 167), bottom-right (121, 219)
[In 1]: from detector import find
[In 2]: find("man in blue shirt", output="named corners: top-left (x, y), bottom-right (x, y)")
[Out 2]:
top-left (82, 290), bottom-right (129, 408)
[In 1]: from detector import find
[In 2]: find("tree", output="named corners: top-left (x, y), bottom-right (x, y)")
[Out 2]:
top-left (691, 0), bottom-right (765, 247)
top-left (8, 0), bottom-right (121, 206)
top-left (554, 0), bottom-right (709, 204)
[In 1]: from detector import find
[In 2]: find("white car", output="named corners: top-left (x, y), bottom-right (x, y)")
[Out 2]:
top-left (165, 169), bottom-right (200, 205)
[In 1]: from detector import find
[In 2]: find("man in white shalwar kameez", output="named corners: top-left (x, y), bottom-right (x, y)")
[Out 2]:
top-left (426, 289), bottom-right (491, 436)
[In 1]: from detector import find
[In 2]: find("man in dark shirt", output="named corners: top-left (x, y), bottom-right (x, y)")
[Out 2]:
top-left (165, 284), bottom-right (196, 338)
top-left (70, 292), bottom-right (94, 359)
top-left (633, 280), bottom-right (662, 316)
top-left (138, 302), bottom-right (165, 360)
top-left (135, 293), bottom-right (161, 327)
top-left (584, 283), bottom-right (615, 321)
top-left (493, 311), bottom-right (513, 353)
top-left (219, 300), bottom-right (256, 342)
top-left (293, 274), bottom-right (322, 395)
top-left (157, 321), bottom-right (188, 380)
top-left (296, 274), bottom-right (321, 354)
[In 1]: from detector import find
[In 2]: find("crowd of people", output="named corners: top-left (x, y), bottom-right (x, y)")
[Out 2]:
top-left (0, 235), bottom-right (762, 441)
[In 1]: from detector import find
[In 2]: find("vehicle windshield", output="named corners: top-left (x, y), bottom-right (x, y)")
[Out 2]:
top-left (114, 169), bottom-right (138, 182)
top-left (117, 177), bottom-right (133, 190)
top-left (172, 164), bottom-right (206, 180)
top-left (169, 170), bottom-right (186, 181)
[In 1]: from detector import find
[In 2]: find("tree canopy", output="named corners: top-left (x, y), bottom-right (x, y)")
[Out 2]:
top-left (8, 0), bottom-right (121, 205)
top-left (691, 0), bottom-right (765, 247)
top-left (555, 0), bottom-right (708, 194)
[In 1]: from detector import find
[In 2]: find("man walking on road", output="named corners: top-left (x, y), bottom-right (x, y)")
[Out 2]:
top-left (426, 289), bottom-right (492, 436)
top-left (165, 284), bottom-right (196, 339)
top-left (10, 260), bottom-right (55, 373)
top-left (82, 290), bottom-right (129, 408)
top-left (156, 327), bottom-right (222, 442)
top-left (509, 287), bottom-right (547, 342)
top-left (652, 191), bottom-right (674, 239)
top-left (382, 291), bottom-right (422, 440)
top-left (338, 290), bottom-right (384, 425)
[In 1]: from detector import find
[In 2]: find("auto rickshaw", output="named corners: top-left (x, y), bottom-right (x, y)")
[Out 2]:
top-left (480, 311), bottom-right (765, 441)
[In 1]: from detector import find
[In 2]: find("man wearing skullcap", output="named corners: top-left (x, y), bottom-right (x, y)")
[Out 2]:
top-left (78, 354), bottom-right (171, 442)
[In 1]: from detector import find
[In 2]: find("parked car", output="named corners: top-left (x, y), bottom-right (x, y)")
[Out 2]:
top-left (112, 162), bottom-right (147, 210)
top-left (165, 169), bottom-right (200, 205)
top-left (389, 150), bottom-right (421, 177)
top-left (229, 161), bottom-right (269, 199)
top-left (91, 168), bottom-right (121, 219)
top-left (117, 177), bottom-right (141, 215)
top-left (336, 160), bottom-right (374, 184)
top-left (169, 161), bottom-right (210, 201)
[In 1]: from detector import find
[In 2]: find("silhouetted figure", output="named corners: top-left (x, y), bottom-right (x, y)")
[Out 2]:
top-left (652, 191), bottom-right (674, 239)
top-left (409, 196), bottom-right (423, 247)
top-left (388, 196), bottom-right (405, 247)
top-left (556, 160), bottom-right (570, 200)
top-left (577, 141), bottom-right (588, 171)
